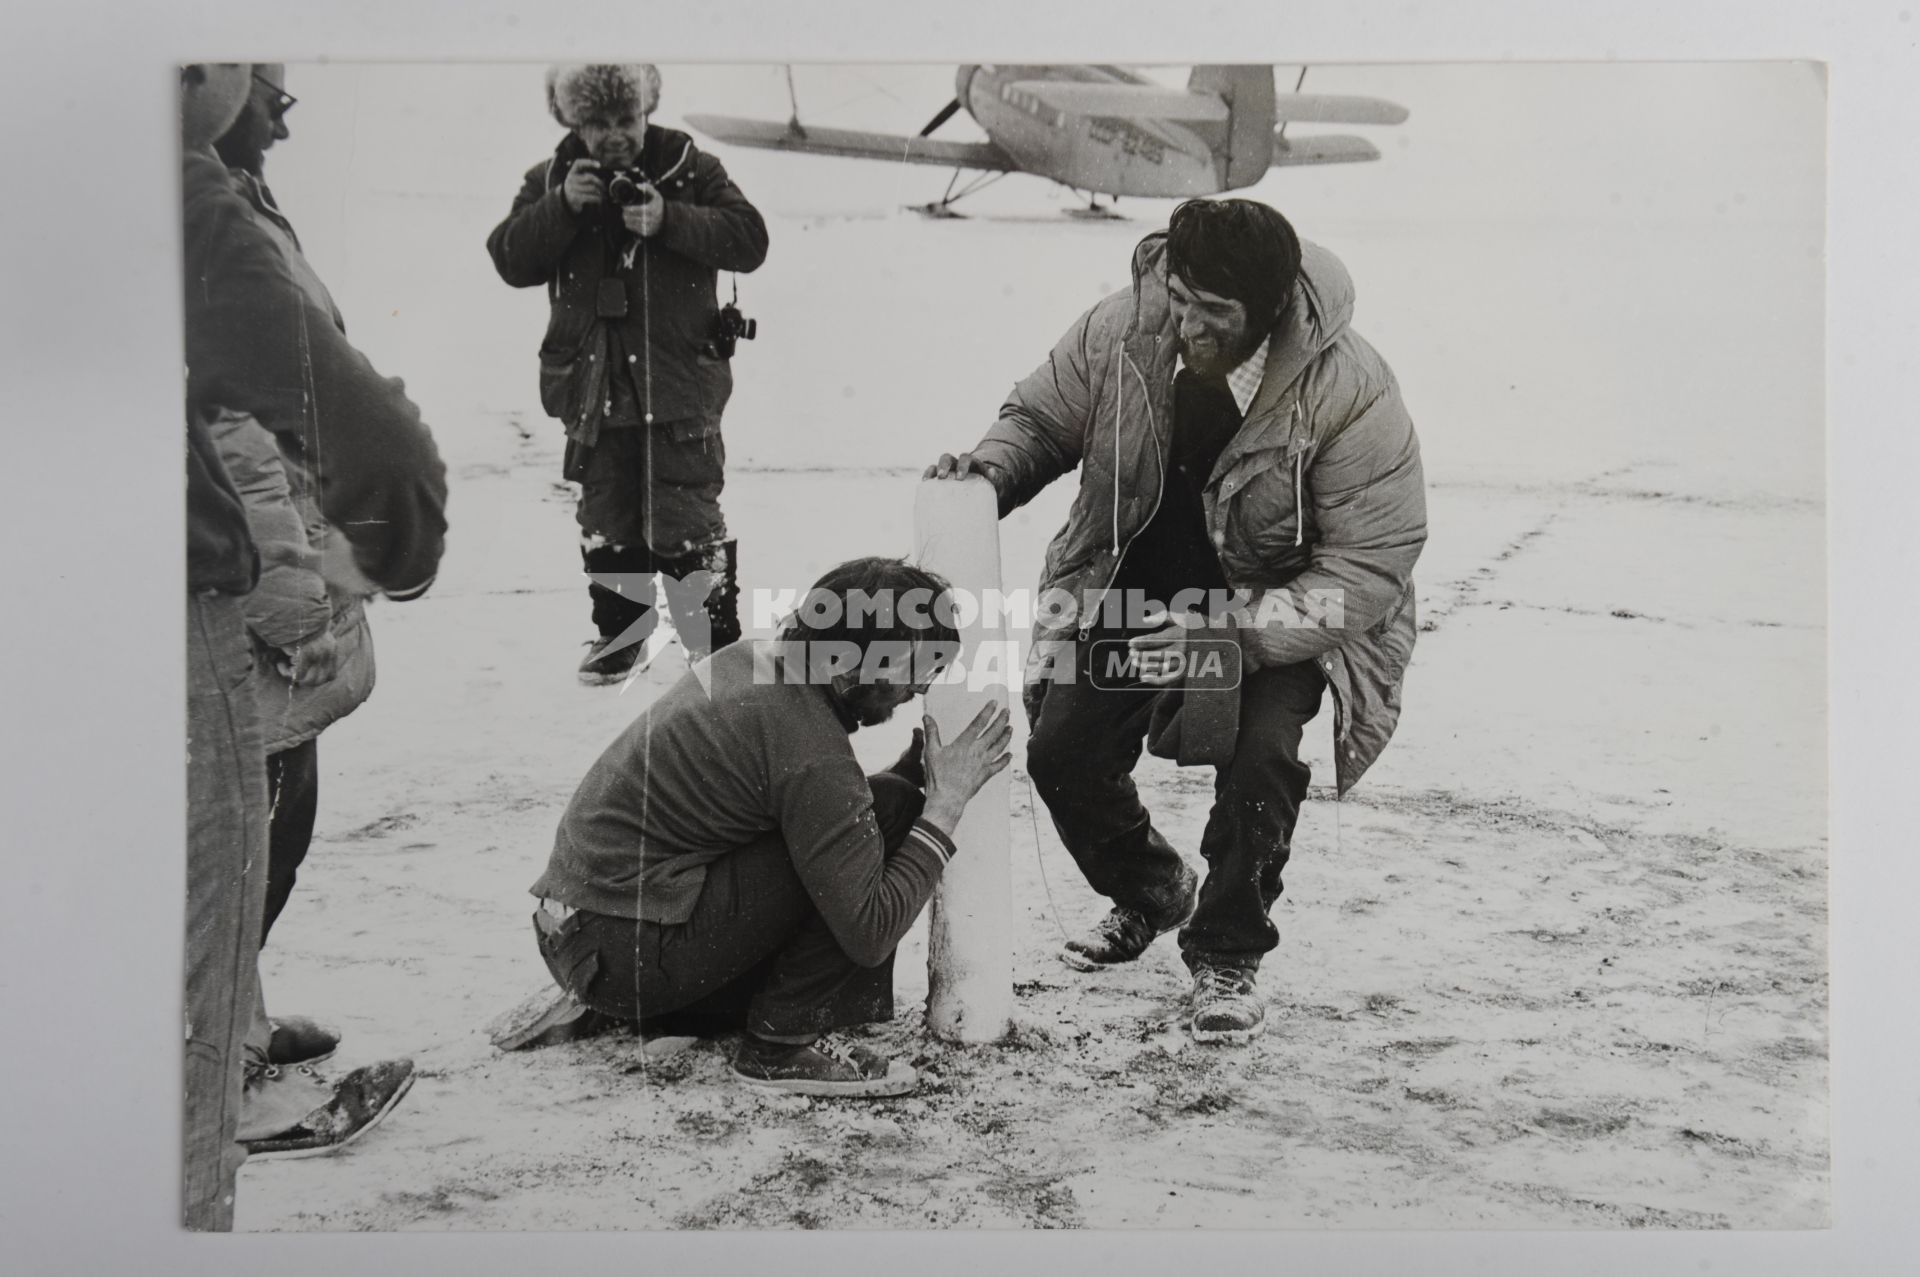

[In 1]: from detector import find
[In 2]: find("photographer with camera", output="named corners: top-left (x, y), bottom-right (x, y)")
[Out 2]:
top-left (489, 64), bottom-right (768, 683)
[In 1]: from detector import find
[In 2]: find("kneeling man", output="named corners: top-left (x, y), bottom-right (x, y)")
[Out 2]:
top-left (526, 557), bottom-right (1011, 1096)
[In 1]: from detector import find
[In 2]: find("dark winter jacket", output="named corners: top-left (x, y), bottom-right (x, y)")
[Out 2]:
top-left (486, 126), bottom-right (768, 446)
top-left (970, 236), bottom-right (1427, 795)
top-left (182, 148), bottom-right (448, 599)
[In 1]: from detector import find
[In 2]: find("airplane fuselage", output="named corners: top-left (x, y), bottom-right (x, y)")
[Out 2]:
top-left (958, 65), bottom-right (1230, 199)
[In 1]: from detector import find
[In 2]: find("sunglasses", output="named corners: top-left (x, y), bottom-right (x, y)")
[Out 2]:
top-left (252, 71), bottom-right (296, 120)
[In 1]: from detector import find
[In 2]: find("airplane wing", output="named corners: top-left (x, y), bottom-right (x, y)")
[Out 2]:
top-left (1273, 95), bottom-right (1410, 126)
top-left (1008, 82), bottom-right (1231, 123)
top-left (683, 114), bottom-right (1017, 171)
top-left (1268, 134), bottom-right (1384, 167)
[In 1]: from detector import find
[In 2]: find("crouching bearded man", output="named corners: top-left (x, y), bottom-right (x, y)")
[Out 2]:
top-left (926, 198), bottom-right (1427, 1045)
top-left (520, 558), bottom-right (1012, 1096)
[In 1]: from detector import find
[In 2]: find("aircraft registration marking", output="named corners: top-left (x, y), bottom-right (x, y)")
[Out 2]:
top-left (1087, 117), bottom-right (1167, 166)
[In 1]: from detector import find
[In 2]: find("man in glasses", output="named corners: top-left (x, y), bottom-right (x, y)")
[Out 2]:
top-left (186, 62), bottom-right (443, 1189)
top-left (215, 66), bottom-right (295, 176)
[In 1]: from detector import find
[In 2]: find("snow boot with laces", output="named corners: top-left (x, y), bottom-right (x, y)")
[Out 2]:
top-left (1060, 856), bottom-right (1199, 971)
top-left (1188, 964), bottom-right (1266, 1045)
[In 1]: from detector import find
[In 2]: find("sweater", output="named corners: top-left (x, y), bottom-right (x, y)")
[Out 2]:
top-left (531, 640), bottom-right (956, 968)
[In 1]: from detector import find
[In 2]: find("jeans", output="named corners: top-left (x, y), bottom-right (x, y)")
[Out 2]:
top-left (184, 592), bottom-right (270, 1230)
top-left (1027, 629), bottom-right (1325, 971)
top-left (535, 773), bottom-right (924, 1041)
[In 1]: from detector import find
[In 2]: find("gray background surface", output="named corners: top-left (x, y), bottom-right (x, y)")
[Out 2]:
top-left (0, 0), bottom-right (1908, 1271)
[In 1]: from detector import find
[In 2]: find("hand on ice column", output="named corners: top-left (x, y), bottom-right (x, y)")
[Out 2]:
top-left (922, 453), bottom-right (991, 482)
top-left (920, 702), bottom-right (1013, 839)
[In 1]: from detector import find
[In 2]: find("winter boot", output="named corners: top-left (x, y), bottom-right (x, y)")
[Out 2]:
top-left (577, 635), bottom-right (649, 685)
top-left (703, 538), bottom-right (742, 652)
top-left (581, 541), bottom-right (657, 681)
top-left (660, 537), bottom-right (739, 662)
top-left (1060, 857), bottom-right (1199, 971)
top-left (731, 1033), bottom-right (917, 1098)
top-left (1188, 965), bottom-right (1266, 1045)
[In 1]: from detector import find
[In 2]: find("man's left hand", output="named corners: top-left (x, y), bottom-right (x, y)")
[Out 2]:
top-left (887, 726), bottom-right (927, 789)
top-left (621, 188), bottom-right (666, 239)
top-left (1128, 620), bottom-right (1190, 688)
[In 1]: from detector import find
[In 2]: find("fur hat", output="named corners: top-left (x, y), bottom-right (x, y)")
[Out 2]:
top-left (546, 64), bottom-right (662, 128)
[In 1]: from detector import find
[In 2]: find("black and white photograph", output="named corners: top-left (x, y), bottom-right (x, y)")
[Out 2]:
top-left (169, 54), bottom-right (1832, 1232)
top-left (18, 2), bottom-right (1920, 1268)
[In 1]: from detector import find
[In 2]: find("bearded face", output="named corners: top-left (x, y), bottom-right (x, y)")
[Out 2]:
top-left (1168, 272), bottom-right (1263, 378)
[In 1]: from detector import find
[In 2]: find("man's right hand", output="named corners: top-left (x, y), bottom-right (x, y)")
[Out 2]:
top-left (919, 701), bottom-right (1014, 837)
top-left (562, 158), bottom-right (605, 214)
top-left (277, 629), bottom-right (343, 688)
top-left (922, 453), bottom-right (991, 482)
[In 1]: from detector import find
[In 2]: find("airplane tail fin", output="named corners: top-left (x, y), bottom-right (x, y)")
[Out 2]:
top-left (1188, 65), bottom-right (1276, 189)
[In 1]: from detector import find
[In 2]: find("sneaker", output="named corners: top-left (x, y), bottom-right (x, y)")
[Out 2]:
top-left (267, 1016), bottom-right (340, 1067)
top-left (731, 1033), bottom-right (917, 1098)
top-left (577, 636), bottom-right (650, 686)
top-left (1188, 965), bottom-right (1266, 1045)
top-left (487, 985), bottom-right (619, 1051)
top-left (237, 1062), bottom-right (335, 1143)
top-left (1060, 860), bottom-right (1199, 971)
top-left (243, 1058), bottom-right (417, 1161)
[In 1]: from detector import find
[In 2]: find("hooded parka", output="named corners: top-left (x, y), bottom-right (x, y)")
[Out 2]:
top-left (971, 236), bottom-right (1426, 795)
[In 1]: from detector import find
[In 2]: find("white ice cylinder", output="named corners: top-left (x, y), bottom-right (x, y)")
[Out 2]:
top-left (913, 477), bottom-right (1014, 1044)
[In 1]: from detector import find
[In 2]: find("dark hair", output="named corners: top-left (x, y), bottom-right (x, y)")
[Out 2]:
top-left (1165, 198), bottom-right (1302, 331)
top-left (779, 556), bottom-right (960, 681)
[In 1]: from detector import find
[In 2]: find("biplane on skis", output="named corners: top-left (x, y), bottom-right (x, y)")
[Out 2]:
top-left (685, 65), bottom-right (1408, 217)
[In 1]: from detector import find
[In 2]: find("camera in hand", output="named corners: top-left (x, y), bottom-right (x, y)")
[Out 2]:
top-left (704, 303), bottom-right (758, 360)
top-left (605, 170), bottom-right (655, 207)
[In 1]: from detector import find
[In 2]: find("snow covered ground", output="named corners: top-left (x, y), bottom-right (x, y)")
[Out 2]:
top-left (231, 62), bottom-right (1826, 1229)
